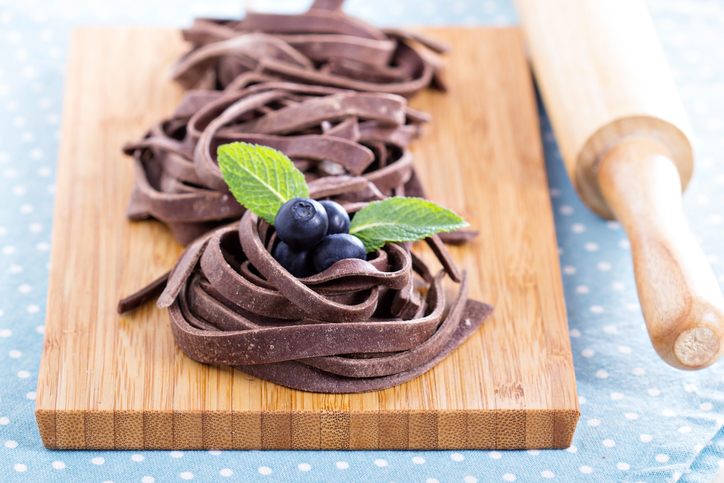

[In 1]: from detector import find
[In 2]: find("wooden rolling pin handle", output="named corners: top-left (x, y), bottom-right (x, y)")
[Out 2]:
top-left (597, 137), bottom-right (724, 370)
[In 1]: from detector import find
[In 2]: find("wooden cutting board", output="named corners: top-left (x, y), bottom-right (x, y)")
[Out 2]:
top-left (35, 27), bottom-right (579, 450)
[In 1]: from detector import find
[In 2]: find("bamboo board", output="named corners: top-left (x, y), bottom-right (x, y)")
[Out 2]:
top-left (35, 27), bottom-right (579, 450)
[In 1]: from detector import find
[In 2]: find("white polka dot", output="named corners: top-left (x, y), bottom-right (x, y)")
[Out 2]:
top-left (488, 451), bottom-right (501, 459)
top-left (559, 205), bottom-right (573, 215)
top-left (626, 302), bottom-right (639, 311)
top-left (18, 370), bottom-right (30, 378)
top-left (588, 419), bottom-right (600, 427)
top-left (503, 475), bottom-right (516, 482)
top-left (451, 453), bottom-right (464, 462)
top-left (612, 282), bottom-right (625, 291)
top-left (10, 264), bottom-right (23, 274)
top-left (655, 454), bottom-right (669, 463)
top-left (0, 330), bottom-right (11, 337)
top-left (585, 242), bottom-right (599, 252)
top-left (2, 245), bottom-right (15, 255)
top-left (610, 392), bottom-right (624, 400)
top-left (374, 459), bottom-right (387, 467)
top-left (640, 434), bottom-right (653, 442)
top-left (581, 349), bottom-right (595, 358)
top-left (141, 477), bottom-right (154, 483)
top-left (596, 369), bottom-right (609, 379)
top-left (527, 450), bottom-right (540, 455)
top-left (180, 472), bottom-right (193, 480)
top-left (427, 479), bottom-right (439, 483)
top-left (550, 188), bottom-right (560, 197)
top-left (684, 384), bottom-right (697, 393)
top-left (541, 470), bottom-right (555, 478)
top-left (26, 392), bottom-right (36, 400)
top-left (208, 450), bottom-right (221, 456)
top-left (596, 262), bottom-right (612, 272)
top-left (603, 439), bottom-right (615, 447)
top-left (18, 284), bottom-right (31, 293)
top-left (606, 221), bottom-right (621, 230)
top-left (27, 305), bottom-right (39, 314)
top-left (648, 388), bottom-right (660, 396)
top-left (52, 461), bottom-right (66, 470)
top-left (0, 417), bottom-right (9, 425)
top-left (259, 466), bottom-right (272, 475)
top-left (563, 265), bottom-right (577, 275)
top-left (662, 409), bottom-right (676, 417)
top-left (701, 402), bottom-right (713, 411)
top-left (632, 367), bottom-right (646, 376)
top-left (220, 468), bottom-right (233, 476)
top-left (578, 396), bottom-right (587, 405)
top-left (572, 223), bottom-right (586, 233)
top-left (36, 325), bottom-right (45, 334)
top-left (576, 285), bottom-right (590, 294)
top-left (14, 463), bottom-right (27, 472)
top-left (29, 223), bottom-right (42, 233)
top-left (20, 204), bottom-right (33, 214)
top-left (566, 445), bottom-right (578, 453)
top-left (603, 325), bottom-right (618, 334)
top-left (37, 242), bottom-right (50, 251)
top-left (619, 240), bottom-right (630, 249)
top-left (580, 466), bottom-right (593, 474)
top-left (9, 350), bottom-right (21, 358)
top-left (617, 462), bottom-right (630, 470)
top-left (5, 440), bottom-right (18, 448)
top-left (131, 454), bottom-right (145, 462)
top-left (12, 186), bottom-right (26, 195)
top-left (37, 167), bottom-right (51, 177)
top-left (590, 305), bottom-right (604, 314)
top-left (92, 457), bottom-right (104, 465)
top-left (463, 477), bottom-right (478, 483)
top-left (335, 462), bottom-right (348, 470)
top-left (412, 456), bottom-right (425, 464)
top-left (625, 413), bottom-right (639, 420)
top-left (569, 329), bottom-right (581, 338)
top-left (678, 426), bottom-right (692, 433)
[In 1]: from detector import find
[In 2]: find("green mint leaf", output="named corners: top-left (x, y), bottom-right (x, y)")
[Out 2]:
top-left (218, 142), bottom-right (308, 225)
top-left (349, 197), bottom-right (469, 252)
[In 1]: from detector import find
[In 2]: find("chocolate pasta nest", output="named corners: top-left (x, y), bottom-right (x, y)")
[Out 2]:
top-left (119, 206), bottom-right (492, 394)
top-left (171, 0), bottom-right (448, 96)
top-left (119, 0), bottom-right (490, 395)
top-left (124, 82), bottom-right (434, 245)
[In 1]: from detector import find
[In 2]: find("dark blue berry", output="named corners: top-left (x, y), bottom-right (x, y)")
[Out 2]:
top-left (312, 233), bottom-right (366, 272)
top-left (319, 200), bottom-right (350, 235)
top-left (273, 241), bottom-right (316, 278)
top-left (274, 197), bottom-right (328, 250)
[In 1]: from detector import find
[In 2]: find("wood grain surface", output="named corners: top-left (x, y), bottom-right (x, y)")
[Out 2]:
top-left (35, 27), bottom-right (579, 450)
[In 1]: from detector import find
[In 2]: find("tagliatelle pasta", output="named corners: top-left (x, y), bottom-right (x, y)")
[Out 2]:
top-left (119, 209), bottom-right (492, 393)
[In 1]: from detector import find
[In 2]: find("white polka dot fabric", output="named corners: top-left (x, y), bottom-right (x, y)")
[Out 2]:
top-left (1, 0), bottom-right (723, 481)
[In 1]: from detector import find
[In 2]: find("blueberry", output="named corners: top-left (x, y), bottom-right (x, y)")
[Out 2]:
top-left (312, 233), bottom-right (366, 272)
top-left (319, 200), bottom-right (350, 235)
top-left (274, 197), bottom-right (328, 250)
top-left (273, 241), bottom-right (316, 278)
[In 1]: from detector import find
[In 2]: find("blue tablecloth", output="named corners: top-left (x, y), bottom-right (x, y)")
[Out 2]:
top-left (2, 0), bottom-right (724, 481)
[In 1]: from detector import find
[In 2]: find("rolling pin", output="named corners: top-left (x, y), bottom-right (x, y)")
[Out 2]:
top-left (516, 0), bottom-right (724, 370)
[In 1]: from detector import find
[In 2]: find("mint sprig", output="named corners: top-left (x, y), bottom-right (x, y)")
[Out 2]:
top-left (349, 197), bottom-right (469, 252)
top-left (218, 142), bottom-right (308, 225)
top-left (217, 143), bottom-right (469, 252)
